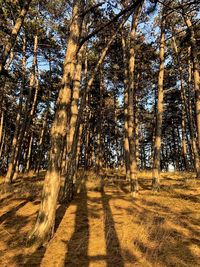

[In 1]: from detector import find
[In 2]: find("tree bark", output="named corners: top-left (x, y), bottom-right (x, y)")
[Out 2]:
top-left (122, 31), bottom-right (130, 179)
top-left (0, 128), bottom-right (5, 160)
top-left (0, 0), bottom-right (32, 74)
top-left (36, 108), bottom-right (49, 174)
top-left (127, 2), bottom-right (143, 196)
top-left (65, 45), bottom-right (85, 169)
top-left (27, 0), bottom-right (84, 247)
top-left (135, 72), bottom-right (140, 168)
top-left (96, 70), bottom-right (103, 174)
top-left (0, 109), bottom-right (4, 149)
top-left (152, 14), bottom-right (165, 190)
top-left (61, 25), bottom-right (123, 200)
top-left (187, 47), bottom-right (200, 178)
top-left (184, 16), bottom-right (200, 150)
top-left (25, 132), bottom-right (33, 173)
top-left (171, 33), bottom-right (188, 170)
top-left (5, 33), bottom-right (38, 183)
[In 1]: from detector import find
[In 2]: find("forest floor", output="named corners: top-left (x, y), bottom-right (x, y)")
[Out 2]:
top-left (0, 170), bottom-right (200, 267)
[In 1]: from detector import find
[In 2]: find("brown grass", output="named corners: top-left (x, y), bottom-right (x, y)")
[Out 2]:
top-left (0, 170), bottom-right (200, 266)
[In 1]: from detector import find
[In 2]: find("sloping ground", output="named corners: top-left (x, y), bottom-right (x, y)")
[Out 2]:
top-left (0, 171), bottom-right (200, 266)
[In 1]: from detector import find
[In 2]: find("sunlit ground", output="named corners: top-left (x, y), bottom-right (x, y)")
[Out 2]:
top-left (0, 170), bottom-right (200, 266)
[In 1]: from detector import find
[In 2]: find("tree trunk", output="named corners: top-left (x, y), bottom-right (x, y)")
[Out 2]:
top-left (36, 109), bottom-right (49, 174)
top-left (61, 26), bottom-right (123, 200)
top-left (27, 0), bottom-right (84, 247)
top-left (64, 45), bottom-right (84, 171)
top-left (122, 32), bottom-right (130, 179)
top-left (171, 34), bottom-right (188, 170)
top-left (135, 73), bottom-right (140, 168)
top-left (5, 34), bottom-right (38, 183)
top-left (0, 109), bottom-right (4, 149)
top-left (25, 132), bottom-right (33, 173)
top-left (0, 0), bottom-right (32, 74)
top-left (0, 128), bottom-right (5, 160)
top-left (127, 2), bottom-right (143, 196)
top-left (5, 92), bottom-right (23, 183)
top-left (187, 47), bottom-right (200, 178)
top-left (180, 70), bottom-right (188, 170)
top-left (184, 17), bottom-right (200, 150)
top-left (96, 70), bottom-right (103, 174)
top-left (152, 15), bottom-right (165, 190)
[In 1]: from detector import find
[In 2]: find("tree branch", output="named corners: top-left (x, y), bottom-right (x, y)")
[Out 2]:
top-left (79, 0), bottom-right (143, 48)
top-left (81, 2), bottom-right (105, 17)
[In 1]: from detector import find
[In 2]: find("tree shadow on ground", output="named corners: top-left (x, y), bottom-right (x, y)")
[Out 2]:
top-left (63, 181), bottom-right (125, 267)
top-left (0, 200), bottom-right (28, 224)
top-left (101, 189), bottom-right (125, 267)
top-left (64, 181), bottom-right (89, 267)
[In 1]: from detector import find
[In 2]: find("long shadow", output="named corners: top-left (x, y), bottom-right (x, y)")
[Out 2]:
top-left (0, 200), bottom-right (28, 224)
top-left (54, 202), bottom-right (71, 232)
top-left (101, 189), bottom-right (124, 267)
top-left (64, 181), bottom-right (89, 267)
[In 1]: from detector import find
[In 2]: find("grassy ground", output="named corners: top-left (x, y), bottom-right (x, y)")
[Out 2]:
top-left (0, 170), bottom-right (200, 266)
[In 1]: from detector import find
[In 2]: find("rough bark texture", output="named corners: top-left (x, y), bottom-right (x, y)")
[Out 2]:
top-left (65, 46), bottom-right (84, 165)
top-left (27, 0), bottom-right (84, 247)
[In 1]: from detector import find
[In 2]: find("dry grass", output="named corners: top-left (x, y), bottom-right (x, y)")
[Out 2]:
top-left (0, 170), bottom-right (200, 266)
top-left (85, 170), bottom-right (104, 192)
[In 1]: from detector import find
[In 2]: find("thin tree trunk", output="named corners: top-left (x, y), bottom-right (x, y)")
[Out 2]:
top-left (0, 128), bottom-right (5, 159)
top-left (25, 132), bottom-right (33, 173)
top-left (187, 47), bottom-right (200, 177)
top-left (127, 2), bottom-right (143, 196)
top-left (5, 91), bottom-right (24, 183)
top-left (152, 15), bottom-right (165, 190)
top-left (122, 32), bottom-right (130, 179)
top-left (114, 88), bottom-right (119, 168)
top-left (0, 0), bottom-right (32, 74)
top-left (5, 34), bottom-right (38, 183)
top-left (180, 72), bottom-right (188, 170)
top-left (76, 121), bottom-right (83, 169)
top-left (36, 109), bottom-right (49, 174)
top-left (171, 34), bottom-right (188, 170)
top-left (184, 16), bottom-right (200, 149)
top-left (0, 110), bottom-right (4, 148)
top-left (135, 72), bottom-right (140, 168)
top-left (96, 70), bottom-right (103, 174)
